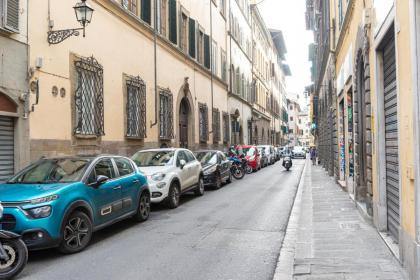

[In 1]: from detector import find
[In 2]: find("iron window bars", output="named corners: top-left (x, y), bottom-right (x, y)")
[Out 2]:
top-left (126, 75), bottom-right (147, 139)
top-left (213, 108), bottom-right (221, 142)
top-left (223, 112), bottom-right (230, 144)
top-left (159, 90), bottom-right (174, 140)
top-left (199, 103), bottom-right (209, 143)
top-left (74, 56), bottom-right (104, 136)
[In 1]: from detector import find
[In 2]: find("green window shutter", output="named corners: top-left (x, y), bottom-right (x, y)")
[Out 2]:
top-left (189, 18), bottom-right (196, 58)
top-left (169, 0), bottom-right (177, 44)
top-left (141, 0), bottom-right (151, 24)
top-left (204, 34), bottom-right (210, 69)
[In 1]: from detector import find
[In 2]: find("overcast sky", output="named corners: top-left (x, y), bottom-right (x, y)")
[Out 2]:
top-left (258, 0), bottom-right (314, 102)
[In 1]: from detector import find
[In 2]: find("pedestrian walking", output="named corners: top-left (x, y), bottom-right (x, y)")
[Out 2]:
top-left (310, 147), bottom-right (317, 166)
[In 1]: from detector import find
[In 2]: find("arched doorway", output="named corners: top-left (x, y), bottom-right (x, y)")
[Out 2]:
top-left (179, 97), bottom-right (190, 148)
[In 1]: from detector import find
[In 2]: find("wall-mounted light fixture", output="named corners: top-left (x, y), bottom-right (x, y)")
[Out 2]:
top-left (47, 0), bottom-right (94, 45)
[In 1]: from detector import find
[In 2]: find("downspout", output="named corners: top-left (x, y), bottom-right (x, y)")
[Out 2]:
top-left (150, 0), bottom-right (158, 129)
top-left (209, 0), bottom-right (214, 136)
top-left (410, 0), bottom-right (420, 250)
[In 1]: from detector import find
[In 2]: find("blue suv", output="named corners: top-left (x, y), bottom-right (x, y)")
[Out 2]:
top-left (0, 155), bottom-right (150, 253)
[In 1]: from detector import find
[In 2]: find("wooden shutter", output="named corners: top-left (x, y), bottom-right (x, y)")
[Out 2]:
top-left (168, 0), bottom-right (177, 44)
top-left (4, 0), bottom-right (19, 32)
top-left (141, 0), bottom-right (151, 24)
top-left (204, 34), bottom-right (210, 69)
top-left (189, 18), bottom-right (196, 58)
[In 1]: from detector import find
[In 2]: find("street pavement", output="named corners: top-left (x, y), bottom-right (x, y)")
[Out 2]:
top-left (19, 160), bottom-right (306, 280)
top-left (274, 162), bottom-right (408, 280)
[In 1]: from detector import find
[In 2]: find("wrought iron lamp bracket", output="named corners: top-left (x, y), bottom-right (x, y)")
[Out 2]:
top-left (47, 27), bottom-right (84, 45)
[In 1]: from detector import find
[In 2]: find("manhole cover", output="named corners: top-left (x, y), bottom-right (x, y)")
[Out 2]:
top-left (339, 222), bottom-right (361, 230)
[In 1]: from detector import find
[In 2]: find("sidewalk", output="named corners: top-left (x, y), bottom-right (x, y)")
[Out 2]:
top-left (274, 162), bottom-right (408, 280)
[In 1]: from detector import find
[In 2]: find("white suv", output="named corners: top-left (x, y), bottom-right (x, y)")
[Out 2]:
top-left (132, 148), bottom-right (204, 208)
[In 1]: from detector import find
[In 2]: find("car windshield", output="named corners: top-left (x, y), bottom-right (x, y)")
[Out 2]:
top-left (7, 159), bottom-right (90, 184)
top-left (132, 151), bottom-right (175, 167)
top-left (195, 152), bottom-right (217, 165)
top-left (242, 147), bottom-right (256, 156)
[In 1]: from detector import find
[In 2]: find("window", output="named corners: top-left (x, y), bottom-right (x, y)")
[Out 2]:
top-left (213, 108), bottom-right (221, 142)
top-left (338, 0), bottom-right (343, 28)
top-left (74, 56), bottom-right (104, 136)
top-left (122, 0), bottom-right (138, 15)
top-left (115, 158), bottom-right (134, 177)
top-left (159, 90), bottom-right (174, 139)
top-left (290, 105), bottom-right (293, 110)
top-left (204, 34), bottom-right (211, 69)
top-left (221, 49), bottom-right (227, 82)
top-left (126, 75), bottom-right (146, 139)
top-left (211, 40), bottom-right (218, 75)
top-left (140, 0), bottom-right (151, 24)
top-left (199, 103), bottom-right (209, 142)
top-left (236, 68), bottom-right (240, 95)
top-left (185, 150), bottom-right (196, 162)
top-left (197, 28), bottom-right (204, 64)
top-left (87, 159), bottom-right (116, 184)
top-left (189, 18), bottom-right (196, 58)
top-left (299, 119), bottom-right (302, 124)
top-left (168, 0), bottom-right (177, 44)
top-left (290, 117), bottom-right (293, 121)
top-left (1, 0), bottom-right (20, 32)
top-left (180, 12), bottom-right (188, 52)
top-left (176, 151), bottom-right (188, 166)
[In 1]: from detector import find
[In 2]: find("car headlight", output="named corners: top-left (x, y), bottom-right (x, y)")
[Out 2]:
top-left (27, 206), bottom-right (52, 219)
top-left (204, 166), bottom-right (217, 175)
top-left (150, 173), bottom-right (166, 182)
top-left (30, 195), bottom-right (59, 205)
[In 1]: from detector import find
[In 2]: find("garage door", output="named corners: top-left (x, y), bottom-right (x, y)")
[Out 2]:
top-left (382, 31), bottom-right (400, 242)
top-left (0, 116), bottom-right (14, 181)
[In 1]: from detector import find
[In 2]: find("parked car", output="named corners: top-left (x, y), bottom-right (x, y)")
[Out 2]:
top-left (258, 145), bottom-right (276, 165)
top-left (257, 147), bottom-right (268, 168)
top-left (239, 145), bottom-right (261, 171)
top-left (194, 150), bottom-right (231, 189)
top-left (278, 146), bottom-right (285, 157)
top-left (292, 146), bottom-right (307, 159)
top-left (132, 148), bottom-right (204, 209)
top-left (0, 156), bottom-right (150, 253)
top-left (274, 147), bottom-right (281, 161)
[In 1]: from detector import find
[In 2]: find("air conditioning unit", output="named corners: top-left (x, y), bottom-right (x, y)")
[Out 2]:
top-left (0, 0), bottom-right (20, 33)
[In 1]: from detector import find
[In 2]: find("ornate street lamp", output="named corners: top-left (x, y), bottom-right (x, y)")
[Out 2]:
top-left (47, 0), bottom-right (94, 45)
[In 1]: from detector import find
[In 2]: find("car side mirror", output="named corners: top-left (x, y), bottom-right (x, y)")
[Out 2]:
top-left (90, 175), bottom-right (109, 188)
top-left (179, 159), bottom-right (186, 169)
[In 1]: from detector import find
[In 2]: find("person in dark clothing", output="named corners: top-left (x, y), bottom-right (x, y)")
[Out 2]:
top-left (310, 147), bottom-right (317, 165)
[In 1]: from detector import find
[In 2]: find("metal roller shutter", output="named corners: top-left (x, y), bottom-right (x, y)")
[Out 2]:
top-left (0, 116), bottom-right (14, 181)
top-left (382, 32), bottom-right (400, 242)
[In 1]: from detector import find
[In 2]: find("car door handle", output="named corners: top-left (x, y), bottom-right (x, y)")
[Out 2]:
top-left (132, 180), bottom-right (140, 184)
top-left (113, 186), bottom-right (122, 190)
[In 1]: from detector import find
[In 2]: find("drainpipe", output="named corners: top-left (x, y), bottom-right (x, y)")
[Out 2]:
top-left (209, 0), bottom-right (214, 136)
top-left (150, 0), bottom-right (158, 129)
top-left (410, 0), bottom-right (420, 250)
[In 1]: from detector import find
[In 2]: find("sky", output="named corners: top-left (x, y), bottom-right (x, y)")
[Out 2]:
top-left (258, 0), bottom-right (314, 104)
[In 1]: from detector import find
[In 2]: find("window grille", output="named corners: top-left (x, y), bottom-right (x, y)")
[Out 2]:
top-left (213, 108), bottom-right (221, 142)
top-left (223, 112), bottom-right (230, 144)
top-left (126, 76), bottom-right (147, 138)
top-left (199, 103), bottom-right (209, 142)
top-left (74, 56), bottom-right (104, 136)
top-left (159, 90), bottom-right (174, 139)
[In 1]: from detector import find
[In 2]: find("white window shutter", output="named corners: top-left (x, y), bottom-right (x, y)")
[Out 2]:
top-left (4, 0), bottom-right (19, 33)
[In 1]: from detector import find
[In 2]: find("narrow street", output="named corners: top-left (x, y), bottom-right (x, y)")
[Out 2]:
top-left (19, 160), bottom-right (306, 280)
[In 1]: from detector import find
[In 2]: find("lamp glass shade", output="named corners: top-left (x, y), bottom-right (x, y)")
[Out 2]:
top-left (74, 0), bottom-right (94, 26)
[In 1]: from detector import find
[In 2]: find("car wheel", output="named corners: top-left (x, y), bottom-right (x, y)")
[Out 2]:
top-left (133, 192), bottom-right (151, 222)
top-left (167, 183), bottom-right (180, 209)
top-left (195, 177), bottom-right (205, 196)
top-left (59, 211), bottom-right (93, 254)
top-left (214, 174), bottom-right (222, 190)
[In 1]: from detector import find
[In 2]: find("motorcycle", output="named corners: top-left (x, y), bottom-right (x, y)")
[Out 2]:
top-left (0, 203), bottom-right (28, 280)
top-left (239, 154), bottom-right (253, 175)
top-left (228, 156), bottom-right (245, 180)
top-left (282, 156), bottom-right (292, 171)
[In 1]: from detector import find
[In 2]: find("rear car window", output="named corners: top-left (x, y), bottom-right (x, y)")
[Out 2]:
top-left (115, 158), bottom-right (134, 177)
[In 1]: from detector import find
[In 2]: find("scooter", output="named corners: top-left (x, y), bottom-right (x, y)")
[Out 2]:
top-left (0, 203), bottom-right (28, 280)
top-left (282, 156), bottom-right (292, 171)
